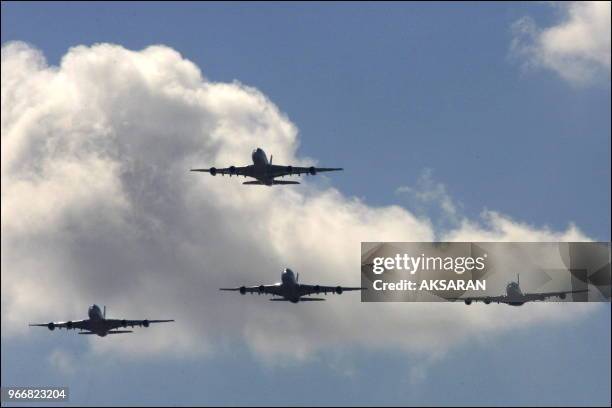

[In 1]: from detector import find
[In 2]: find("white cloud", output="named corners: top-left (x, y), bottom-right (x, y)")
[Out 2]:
top-left (1, 42), bottom-right (597, 364)
top-left (396, 168), bottom-right (460, 231)
top-left (510, 1), bottom-right (611, 85)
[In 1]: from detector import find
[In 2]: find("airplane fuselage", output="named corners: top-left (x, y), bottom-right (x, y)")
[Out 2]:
top-left (251, 148), bottom-right (269, 167)
top-left (278, 269), bottom-right (302, 303)
top-left (87, 304), bottom-right (113, 336)
top-left (505, 282), bottom-right (525, 306)
top-left (251, 148), bottom-right (274, 185)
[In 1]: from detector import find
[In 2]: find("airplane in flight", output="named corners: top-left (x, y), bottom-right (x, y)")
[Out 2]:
top-left (220, 268), bottom-right (366, 303)
top-left (190, 148), bottom-right (343, 186)
top-left (29, 304), bottom-right (174, 337)
top-left (447, 275), bottom-right (589, 306)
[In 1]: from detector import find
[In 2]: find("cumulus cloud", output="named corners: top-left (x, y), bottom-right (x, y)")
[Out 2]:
top-left (510, 1), bottom-right (611, 85)
top-left (1, 41), bottom-right (597, 364)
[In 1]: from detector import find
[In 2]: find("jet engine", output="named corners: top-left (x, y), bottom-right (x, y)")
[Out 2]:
top-left (258, 285), bottom-right (265, 294)
top-left (66, 321), bottom-right (73, 329)
top-left (309, 166), bottom-right (317, 175)
top-left (229, 166), bottom-right (236, 175)
top-left (143, 319), bottom-right (150, 328)
top-left (464, 299), bottom-right (472, 305)
top-left (121, 319), bottom-right (127, 328)
top-left (48, 322), bottom-right (55, 331)
top-left (484, 298), bottom-right (491, 305)
top-left (286, 165), bottom-right (293, 174)
top-left (335, 286), bottom-right (343, 295)
top-left (210, 167), bottom-right (217, 176)
top-left (314, 285), bottom-right (321, 294)
top-left (239, 286), bottom-right (247, 295)
top-left (559, 293), bottom-right (566, 300)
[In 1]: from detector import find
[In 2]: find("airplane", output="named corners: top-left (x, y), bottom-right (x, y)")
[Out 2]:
top-left (29, 304), bottom-right (174, 337)
top-left (447, 274), bottom-right (589, 306)
top-left (190, 148), bottom-right (343, 186)
top-left (220, 268), bottom-right (366, 303)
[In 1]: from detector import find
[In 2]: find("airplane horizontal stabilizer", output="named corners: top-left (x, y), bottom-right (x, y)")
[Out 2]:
top-left (298, 297), bottom-right (326, 301)
top-left (107, 330), bottom-right (134, 334)
top-left (243, 181), bottom-right (264, 185)
top-left (272, 180), bottom-right (300, 185)
top-left (78, 331), bottom-right (96, 335)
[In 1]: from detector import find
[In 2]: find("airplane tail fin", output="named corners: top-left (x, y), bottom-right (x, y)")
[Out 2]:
top-left (103, 305), bottom-right (106, 319)
top-left (270, 154), bottom-right (273, 165)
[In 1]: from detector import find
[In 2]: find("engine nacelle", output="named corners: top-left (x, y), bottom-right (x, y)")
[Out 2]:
top-left (66, 321), bottom-right (73, 330)
top-left (48, 322), bottom-right (55, 331)
top-left (309, 166), bottom-right (317, 175)
top-left (258, 285), bottom-right (265, 294)
top-left (559, 293), bottom-right (566, 300)
top-left (335, 286), bottom-right (343, 295)
top-left (229, 166), bottom-right (236, 175)
top-left (464, 299), bottom-right (472, 305)
top-left (314, 285), bottom-right (321, 294)
top-left (484, 298), bottom-right (491, 305)
top-left (143, 319), bottom-right (150, 328)
top-left (210, 167), bottom-right (217, 176)
top-left (121, 319), bottom-right (127, 328)
top-left (239, 286), bottom-right (247, 295)
top-left (286, 165), bottom-right (293, 174)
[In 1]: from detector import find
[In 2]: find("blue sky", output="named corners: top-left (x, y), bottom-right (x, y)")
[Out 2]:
top-left (1, 2), bottom-right (610, 406)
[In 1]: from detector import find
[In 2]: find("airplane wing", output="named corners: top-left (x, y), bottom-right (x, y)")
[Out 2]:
top-left (268, 164), bottom-right (343, 178)
top-left (220, 284), bottom-right (283, 296)
top-left (298, 284), bottom-right (366, 297)
top-left (446, 288), bottom-right (589, 304)
top-left (190, 165), bottom-right (254, 177)
top-left (106, 319), bottom-right (174, 330)
top-left (521, 289), bottom-right (589, 302)
top-left (29, 319), bottom-right (90, 331)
